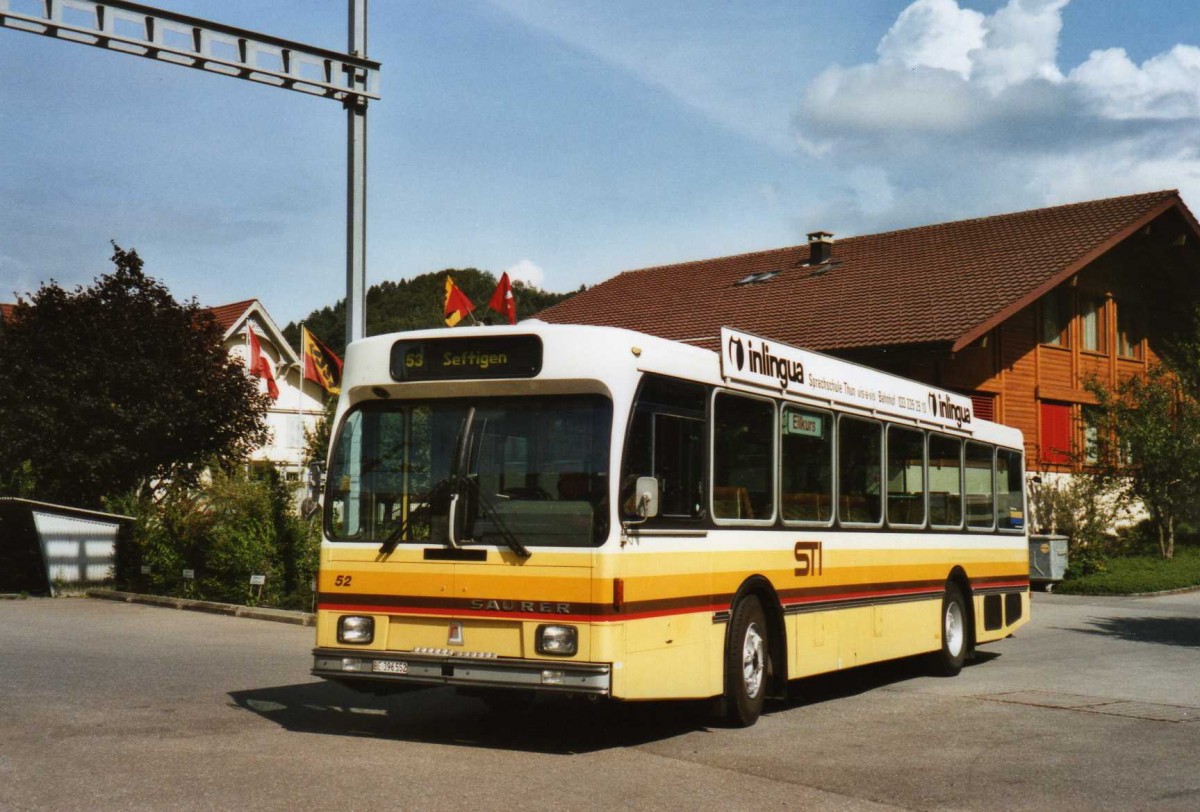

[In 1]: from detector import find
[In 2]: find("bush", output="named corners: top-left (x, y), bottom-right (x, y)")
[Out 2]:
top-left (109, 464), bottom-right (320, 608)
top-left (1027, 473), bottom-right (1127, 577)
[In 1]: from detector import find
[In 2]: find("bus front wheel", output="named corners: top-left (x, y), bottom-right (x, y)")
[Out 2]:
top-left (934, 582), bottom-right (968, 676)
top-left (724, 594), bottom-right (769, 727)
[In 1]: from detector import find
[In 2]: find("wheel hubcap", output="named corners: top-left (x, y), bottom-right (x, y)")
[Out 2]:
top-left (945, 601), bottom-right (964, 657)
top-left (742, 622), bottom-right (765, 698)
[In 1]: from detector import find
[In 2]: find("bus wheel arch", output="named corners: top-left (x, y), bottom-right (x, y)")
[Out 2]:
top-left (722, 577), bottom-right (787, 726)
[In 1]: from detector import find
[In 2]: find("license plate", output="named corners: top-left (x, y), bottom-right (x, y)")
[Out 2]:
top-left (372, 660), bottom-right (409, 675)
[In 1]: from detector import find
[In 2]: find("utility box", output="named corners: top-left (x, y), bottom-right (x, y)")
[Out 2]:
top-left (0, 498), bottom-right (131, 595)
top-left (1029, 534), bottom-right (1068, 590)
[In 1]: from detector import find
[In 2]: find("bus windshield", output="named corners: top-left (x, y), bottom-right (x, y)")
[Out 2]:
top-left (325, 395), bottom-right (612, 548)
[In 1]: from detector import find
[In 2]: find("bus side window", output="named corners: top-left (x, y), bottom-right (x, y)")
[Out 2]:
top-left (928, 434), bottom-right (963, 528)
top-left (781, 408), bottom-right (832, 524)
top-left (713, 393), bottom-right (776, 522)
top-left (838, 415), bottom-right (883, 525)
top-left (886, 425), bottom-right (926, 527)
top-left (620, 376), bottom-right (707, 521)
top-left (995, 448), bottom-right (1025, 530)
top-left (965, 441), bottom-right (995, 530)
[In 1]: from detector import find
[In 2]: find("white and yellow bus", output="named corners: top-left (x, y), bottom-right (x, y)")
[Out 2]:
top-left (312, 322), bottom-right (1029, 725)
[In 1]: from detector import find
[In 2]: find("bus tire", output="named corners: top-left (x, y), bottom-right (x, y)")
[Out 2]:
top-left (724, 594), bottom-right (768, 727)
top-left (934, 582), bottom-right (968, 676)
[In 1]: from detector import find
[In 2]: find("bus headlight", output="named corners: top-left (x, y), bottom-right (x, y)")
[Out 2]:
top-left (337, 615), bottom-right (375, 644)
top-left (536, 624), bottom-right (577, 656)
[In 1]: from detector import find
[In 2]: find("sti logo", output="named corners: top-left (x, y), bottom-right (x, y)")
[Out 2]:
top-left (794, 541), bottom-right (823, 577)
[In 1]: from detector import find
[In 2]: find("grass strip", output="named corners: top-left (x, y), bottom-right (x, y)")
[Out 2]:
top-left (1055, 546), bottom-right (1200, 595)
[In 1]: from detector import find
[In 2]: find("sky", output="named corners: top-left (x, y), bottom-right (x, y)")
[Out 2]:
top-left (3, 0), bottom-right (1200, 327)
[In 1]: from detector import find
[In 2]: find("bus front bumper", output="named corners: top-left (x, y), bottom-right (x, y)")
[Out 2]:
top-left (311, 647), bottom-right (611, 695)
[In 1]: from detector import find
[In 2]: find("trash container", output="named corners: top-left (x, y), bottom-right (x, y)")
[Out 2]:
top-left (1029, 534), bottom-right (1068, 591)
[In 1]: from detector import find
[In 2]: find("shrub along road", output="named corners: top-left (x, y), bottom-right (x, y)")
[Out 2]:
top-left (1, 592), bottom-right (1198, 811)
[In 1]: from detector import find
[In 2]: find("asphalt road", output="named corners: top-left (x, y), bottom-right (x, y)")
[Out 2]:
top-left (1, 591), bottom-right (1198, 811)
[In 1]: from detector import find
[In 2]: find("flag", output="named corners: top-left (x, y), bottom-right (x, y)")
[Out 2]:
top-left (444, 276), bottom-right (475, 327)
top-left (246, 324), bottom-right (279, 400)
top-left (302, 326), bottom-right (343, 396)
top-left (488, 272), bottom-right (517, 325)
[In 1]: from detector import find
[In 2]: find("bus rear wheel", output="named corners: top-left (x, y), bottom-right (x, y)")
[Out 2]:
top-left (933, 582), bottom-right (968, 676)
top-left (724, 595), bottom-right (769, 727)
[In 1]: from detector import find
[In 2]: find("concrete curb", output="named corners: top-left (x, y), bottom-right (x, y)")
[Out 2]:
top-left (1037, 584), bottom-right (1200, 598)
top-left (87, 589), bottom-right (315, 626)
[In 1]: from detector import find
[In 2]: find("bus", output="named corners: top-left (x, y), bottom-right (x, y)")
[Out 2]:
top-left (311, 322), bottom-right (1029, 726)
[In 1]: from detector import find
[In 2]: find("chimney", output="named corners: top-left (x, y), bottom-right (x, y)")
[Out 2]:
top-left (807, 231), bottom-right (833, 264)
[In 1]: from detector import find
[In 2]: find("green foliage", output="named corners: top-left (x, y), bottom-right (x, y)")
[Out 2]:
top-left (110, 465), bottom-right (320, 608)
top-left (0, 460), bottom-right (37, 499)
top-left (281, 268), bottom-right (578, 356)
top-left (0, 245), bottom-right (270, 509)
top-left (1027, 473), bottom-right (1127, 575)
top-left (1087, 364), bottom-right (1200, 559)
top-left (1054, 545), bottom-right (1200, 595)
top-left (302, 397), bottom-right (338, 469)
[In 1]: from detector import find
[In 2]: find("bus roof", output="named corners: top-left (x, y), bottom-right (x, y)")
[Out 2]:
top-left (343, 321), bottom-right (1023, 446)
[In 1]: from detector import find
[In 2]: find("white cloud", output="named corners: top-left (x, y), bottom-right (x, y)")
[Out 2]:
top-left (1070, 45), bottom-right (1200, 120)
top-left (877, 0), bottom-right (985, 79)
top-left (505, 258), bottom-right (546, 288)
top-left (793, 0), bottom-right (1200, 230)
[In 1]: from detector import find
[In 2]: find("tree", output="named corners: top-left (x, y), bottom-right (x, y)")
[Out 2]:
top-left (1088, 364), bottom-right (1200, 559)
top-left (281, 268), bottom-right (578, 356)
top-left (0, 245), bottom-right (270, 508)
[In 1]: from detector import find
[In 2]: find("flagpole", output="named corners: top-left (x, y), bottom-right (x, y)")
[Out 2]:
top-left (297, 323), bottom-right (306, 482)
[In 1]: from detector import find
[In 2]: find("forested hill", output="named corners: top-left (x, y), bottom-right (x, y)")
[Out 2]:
top-left (281, 268), bottom-right (579, 356)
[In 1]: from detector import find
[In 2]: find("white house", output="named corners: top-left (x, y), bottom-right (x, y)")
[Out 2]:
top-left (206, 299), bottom-right (331, 485)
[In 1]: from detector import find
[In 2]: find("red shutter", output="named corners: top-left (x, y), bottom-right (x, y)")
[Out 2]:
top-left (1040, 402), bottom-right (1071, 464)
top-left (969, 393), bottom-right (996, 422)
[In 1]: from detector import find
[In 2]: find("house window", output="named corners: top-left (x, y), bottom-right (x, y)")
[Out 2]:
top-left (1083, 406), bottom-right (1102, 464)
top-left (1039, 291), bottom-right (1070, 346)
top-left (1040, 401), bottom-right (1072, 464)
top-left (1117, 303), bottom-right (1143, 359)
top-left (1080, 295), bottom-right (1106, 353)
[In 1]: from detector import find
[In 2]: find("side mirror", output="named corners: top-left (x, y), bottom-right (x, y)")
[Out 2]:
top-left (308, 462), bottom-right (325, 499)
top-left (635, 476), bottom-right (660, 519)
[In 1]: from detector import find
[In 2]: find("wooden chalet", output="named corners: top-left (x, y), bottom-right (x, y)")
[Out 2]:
top-left (538, 190), bottom-right (1200, 473)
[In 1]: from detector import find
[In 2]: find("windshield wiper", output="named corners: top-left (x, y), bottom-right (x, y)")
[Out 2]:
top-left (459, 475), bottom-right (531, 559)
top-left (378, 476), bottom-right (454, 555)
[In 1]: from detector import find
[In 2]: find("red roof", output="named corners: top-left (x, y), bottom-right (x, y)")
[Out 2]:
top-left (0, 303), bottom-right (14, 325)
top-left (205, 299), bottom-right (258, 332)
top-left (539, 190), bottom-right (1193, 353)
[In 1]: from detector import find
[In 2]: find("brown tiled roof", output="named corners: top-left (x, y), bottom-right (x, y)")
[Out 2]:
top-left (539, 190), bottom-right (1192, 352)
top-left (0, 303), bottom-right (14, 325)
top-left (205, 299), bottom-right (257, 332)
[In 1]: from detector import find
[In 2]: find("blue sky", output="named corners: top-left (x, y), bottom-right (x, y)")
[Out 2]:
top-left (3, 0), bottom-right (1200, 326)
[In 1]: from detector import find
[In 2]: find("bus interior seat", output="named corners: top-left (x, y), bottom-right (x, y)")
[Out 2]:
top-left (782, 491), bottom-right (830, 521)
top-left (557, 472), bottom-right (591, 501)
top-left (712, 485), bottom-right (754, 519)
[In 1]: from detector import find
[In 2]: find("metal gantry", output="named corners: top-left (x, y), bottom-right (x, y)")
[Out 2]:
top-left (0, 0), bottom-right (378, 344)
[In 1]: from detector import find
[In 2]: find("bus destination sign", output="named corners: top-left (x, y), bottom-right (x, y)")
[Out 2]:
top-left (390, 334), bottom-right (543, 381)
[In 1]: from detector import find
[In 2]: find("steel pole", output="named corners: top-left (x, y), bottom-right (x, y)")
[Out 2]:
top-left (345, 0), bottom-right (368, 347)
